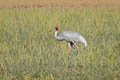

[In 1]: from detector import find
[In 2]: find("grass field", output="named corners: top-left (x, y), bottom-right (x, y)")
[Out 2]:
top-left (0, 7), bottom-right (120, 80)
top-left (0, 0), bottom-right (120, 8)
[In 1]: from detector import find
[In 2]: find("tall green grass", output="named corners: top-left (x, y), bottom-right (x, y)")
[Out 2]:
top-left (0, 8), bottom-right (120, 80)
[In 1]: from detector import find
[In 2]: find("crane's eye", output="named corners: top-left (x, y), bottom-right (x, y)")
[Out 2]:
top-left (55, 27), bottom-right (58, 30)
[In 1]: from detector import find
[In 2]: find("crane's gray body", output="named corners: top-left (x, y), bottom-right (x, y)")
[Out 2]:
top-left (55, 30), bottom-right (87, 46)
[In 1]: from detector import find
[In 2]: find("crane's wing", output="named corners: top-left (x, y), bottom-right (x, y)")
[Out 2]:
top-left (59, 31), bottom-right (87, 46)
top-left (58, 31), bottom-right (74, 42)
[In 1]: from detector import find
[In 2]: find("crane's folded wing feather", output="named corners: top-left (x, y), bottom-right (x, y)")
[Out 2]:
top-left (58, 31), bottom-right (87, 46)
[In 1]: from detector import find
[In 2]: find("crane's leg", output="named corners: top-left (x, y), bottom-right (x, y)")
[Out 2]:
top-left (74, 43), bottom-right (80, 53)
top-left (67, 42), bottom-right (72, 52)
top-left (70, 42), bottom-right (74, 47)
top-left (67, 42), bottom-right (75, 53)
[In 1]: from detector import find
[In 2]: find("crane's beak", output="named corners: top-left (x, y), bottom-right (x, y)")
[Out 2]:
top-left (48, 27), bottom-right (55, 32)
top-left (48, 30), bottom-right (53, 32)
top-left (49, 27), bottom-right (56, 32)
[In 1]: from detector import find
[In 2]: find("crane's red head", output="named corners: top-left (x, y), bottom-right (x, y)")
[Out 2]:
top-left (55, 27), bottom-right (58, 32)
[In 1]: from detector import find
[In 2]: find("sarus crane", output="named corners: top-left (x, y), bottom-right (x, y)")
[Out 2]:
top-left (54, 27), bottom-right (87, 49)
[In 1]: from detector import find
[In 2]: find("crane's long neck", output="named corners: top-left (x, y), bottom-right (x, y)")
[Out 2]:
top-left (55, 31), bottom-right (58, 38)
top-left (54, 31), bottom-right (63, 41)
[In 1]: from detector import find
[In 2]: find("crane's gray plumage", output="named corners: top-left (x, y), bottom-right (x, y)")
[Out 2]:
top-left (54, 27), bottom-right (87, 47)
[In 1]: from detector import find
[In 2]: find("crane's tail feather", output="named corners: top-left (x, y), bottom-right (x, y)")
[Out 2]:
top-left (79, 36), bottom-right (88, 47)
top-left (84, 41), bottom-right (87, 47)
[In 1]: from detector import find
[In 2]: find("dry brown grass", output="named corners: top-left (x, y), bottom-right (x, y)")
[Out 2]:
top-left (0, 0), bottom-right (120, 8)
